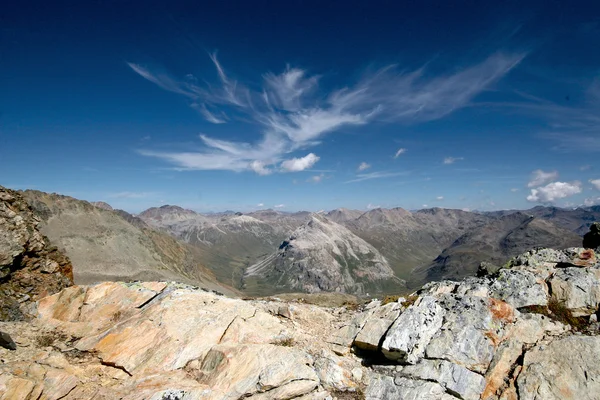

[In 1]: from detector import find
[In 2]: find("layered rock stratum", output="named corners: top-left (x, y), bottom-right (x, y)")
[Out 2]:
top-left (1, 245), bottom-right (599, 399)
top-left (0, 186), bottom-right (73, 321)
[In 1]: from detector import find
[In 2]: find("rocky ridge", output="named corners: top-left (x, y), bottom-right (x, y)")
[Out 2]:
top-left (0, 186), bottom-right (73, 321)
top-left (1, 244), bottom-right (599, 399)
top-left (20, 190), bottom-right (234, 295)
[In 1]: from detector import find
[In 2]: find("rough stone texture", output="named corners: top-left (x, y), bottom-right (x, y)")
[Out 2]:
top-left (489, 269), bottom-right (549, 308)
top-left (381, 296), bottom-right (445, 363)
top-left (365, 375), bottom-right (455, 400)
top-left (1, 244), bottom-right (600, 399)
top-left (354, 301), bottom-right (401, 351)
top-left (1, 282), bottom-right (365, 399)
top-left (549, 267), bottom-right (600, 316)
top-left (399, 359), bottom-right (486, 400)
top-left (517, 336), bottom-right (600, 400)
top-left (0, 186), bottom-right (73, 321)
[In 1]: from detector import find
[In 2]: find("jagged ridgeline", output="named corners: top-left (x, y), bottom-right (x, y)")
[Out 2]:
top-left (10, 188), bottom-right (600, 296)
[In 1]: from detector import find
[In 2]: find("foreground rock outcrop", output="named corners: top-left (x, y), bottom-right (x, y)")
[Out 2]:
top-left (1, 245), bottom-right (599, 399)
top-left (0, 186), bottom-right (73, 321)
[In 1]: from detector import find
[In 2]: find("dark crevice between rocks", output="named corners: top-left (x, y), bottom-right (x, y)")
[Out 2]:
top-left (55, 384), bottom-right (78, 400)
top-left (352, 346), bottom-right (400, 368)
top-left (218, 316), bottom-right (238, 343)
top-left (136, 288), bottom-right (167, 309)
top-left (100, 360), bottom-right (133, 376)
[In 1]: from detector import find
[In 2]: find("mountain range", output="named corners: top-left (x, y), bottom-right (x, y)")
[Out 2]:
top-left (11, 186), bottom-right (600, 296)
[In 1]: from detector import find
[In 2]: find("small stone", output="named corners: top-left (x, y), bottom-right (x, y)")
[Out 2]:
top-left (0, 331), bottom-right (17, 350)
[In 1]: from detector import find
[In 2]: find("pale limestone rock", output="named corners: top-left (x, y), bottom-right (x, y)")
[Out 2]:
top-left (425, 296), bottom-right (514, 374)
top-left (399, 359), bottom-right (486, 400)
top-left (354, 301), bottom-right (401, 351)
top-left (381, 296), bottom-right (445, 363)
top-left (40, 368), bottom-right (79, 400)
top-left (314, 353), bottom-right (360, 392)
top-left (549, 267), bottom-right (600, 316)
top-left (0, 376), bottom-right (35, 400)
top-left (365, 375), bottom-right (455, 400)
top-left (489, 269), bottom-right (548, 308)
top-left (517, 335), bottom-right (600, 400)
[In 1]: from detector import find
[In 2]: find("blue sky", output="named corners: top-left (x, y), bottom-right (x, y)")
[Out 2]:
top-left (2, 1), bottom-right (600, 213)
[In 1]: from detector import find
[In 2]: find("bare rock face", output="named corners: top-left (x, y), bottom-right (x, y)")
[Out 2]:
top-left (0, 186), bottom-right (73, 321)
top-left (0, 245), bottom-right (598, 399)
top-left (245, 214), bottom-right (402, 295)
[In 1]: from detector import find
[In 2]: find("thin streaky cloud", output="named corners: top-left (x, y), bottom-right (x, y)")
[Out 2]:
top-left (344, 170), bottom-right (410, 183)
top-left (443, 156), bottom-right (464, 165)
top-left (129, 51), bottom-right (525, 174)
top-left (394, 148), bottom-right (407, 158)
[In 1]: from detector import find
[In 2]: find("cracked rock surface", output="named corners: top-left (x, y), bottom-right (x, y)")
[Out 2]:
top-left (0, 245), bottom-right (599, 398)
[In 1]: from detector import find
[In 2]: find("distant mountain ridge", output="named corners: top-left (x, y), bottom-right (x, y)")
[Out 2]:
top-left (12, 187), bottom-right (599, 296)
top-left (20, 190), bottom-right (236, 296)
top-left (134, 201), bottom-right (594, 293)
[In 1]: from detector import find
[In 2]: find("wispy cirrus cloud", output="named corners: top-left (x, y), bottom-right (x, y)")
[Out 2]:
top-left (345, 170), bottom-right (410, 183)
top-left (394, 148), bottom-right (407, 158)
top-left (491, 77), bottom-right (600, 152)
top-left (129, 51), bottom-right (524, 174)
top-left (443, 156), bottom-right (464, 165)
top-left (527, 169), bottom-right (558, 187)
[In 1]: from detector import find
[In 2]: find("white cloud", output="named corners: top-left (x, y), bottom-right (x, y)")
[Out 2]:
top-left (308, 173), bottom-right (325, 183)
top-left (443, 157), bottom-right (464, 165)
top-left (580, 165), bottom-right (592, 171)
top-left (257, 203), bottom-right (264, 207)
top-left (130, 52), bottom-right (524, 174)
top-left (590, 179), bottom-right (600, 190)
top-left (528, 169), bottom-right (559, 188)
top-left (274, 204), bottom-right (285, 209)
top-left (394, 148), bottom-right (407, 158)
top-left (526, 181), bottom-right (582, 203)
top-left (584, 197), bottom-right (600, 206)
top-left (435, 196), bottom-right (444, 201)
top-left (422, 204), bottom-right (428, 208)
top-left (358, 162), bottom-right (371, 171)
top-left (345, 170), bottom-right (410, 183)
top-left (249, 161), bottom-right (272, 175)
top-left (366, 203), bottom-right (380, 210)
top-left (280, 153), bottom-right (320, 172)
top-left (510, 188), bottom-right (519, 192)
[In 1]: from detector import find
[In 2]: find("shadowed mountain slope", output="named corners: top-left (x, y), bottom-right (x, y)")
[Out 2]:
top-left (20, 190), bottom-right (236, 295)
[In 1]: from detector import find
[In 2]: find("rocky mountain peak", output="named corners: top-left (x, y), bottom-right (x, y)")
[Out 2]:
top-left (0, 186), bottom-right (73, 321)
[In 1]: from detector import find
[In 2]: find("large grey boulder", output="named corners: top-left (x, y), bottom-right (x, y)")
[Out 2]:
top-left (550, 267), bottom-right (600, 316)
top-left (381, 296), bottom-right (445, 363)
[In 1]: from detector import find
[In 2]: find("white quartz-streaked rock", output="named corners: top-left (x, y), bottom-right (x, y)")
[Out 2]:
top-left (381, 296), bottom-right (444, 363)
top-left (365, 374), bottom-right (455, 400)
top-left (354, 301), bottom-right (402, 351)
top-left (549, 267), bottom-right (600, 317)
top-left (399, 359), bottom-right (486, 400)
